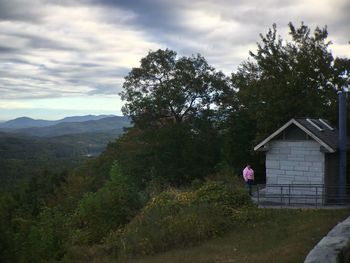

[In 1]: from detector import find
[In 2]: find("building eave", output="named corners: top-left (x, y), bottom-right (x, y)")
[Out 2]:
top-left (254, 118), bottom-right (336, 153)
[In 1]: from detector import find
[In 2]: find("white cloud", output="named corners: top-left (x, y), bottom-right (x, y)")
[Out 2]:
top-left (0, 0), bottom-right (348, 119)
top-left (0, 3), bottom-right (160, 100)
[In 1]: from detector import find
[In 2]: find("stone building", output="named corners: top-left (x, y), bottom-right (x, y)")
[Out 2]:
top-left (254, 118), bottom-right (347, 204)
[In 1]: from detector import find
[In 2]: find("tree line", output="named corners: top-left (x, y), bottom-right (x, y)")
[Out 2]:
top-left (117, 22), bottom-right (350, 185)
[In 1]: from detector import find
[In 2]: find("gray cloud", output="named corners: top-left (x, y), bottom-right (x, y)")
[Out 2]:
top-left (0, 0), bottom-right (348, 104)
top-left (0, 0), bottom-right (45, 22)
top-left (0, 46), bottom-right (18, 53)
top-left (89, 0), bottom-right (183, 29)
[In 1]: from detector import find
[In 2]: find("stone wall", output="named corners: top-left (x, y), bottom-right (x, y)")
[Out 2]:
top-left (266, 140), bottom-right (324, 204)
top-left (304, 216), bottom-right (350, 263)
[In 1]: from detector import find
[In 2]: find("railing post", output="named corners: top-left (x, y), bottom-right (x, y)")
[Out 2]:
top-left (316, 186), bottom-right (318, 208)
top-left (323, 184), bottom-right (325, 205)
top-left (280, 185), bottom-right (283, 207)
top-left (257, 185), bottom-right (260, 205)
top-left (288, 184), bottom-right (291, 205)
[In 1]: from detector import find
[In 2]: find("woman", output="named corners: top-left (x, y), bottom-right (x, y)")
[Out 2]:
top-left (243, 164), bottom-right (254, 196)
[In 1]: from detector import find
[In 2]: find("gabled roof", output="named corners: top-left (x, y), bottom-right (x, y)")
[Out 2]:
top-left (254, 118), bottom-right (343, 153)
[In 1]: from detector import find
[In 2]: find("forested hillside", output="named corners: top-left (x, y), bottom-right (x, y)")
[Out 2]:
top-left (0, 116), bottom-right (130, 137)
top-left (0, 114), bottom-right (117, 129)
top-left (0, 23), bottom-right (349, 262)
top-left (0, 116), bottom-right (130, 189)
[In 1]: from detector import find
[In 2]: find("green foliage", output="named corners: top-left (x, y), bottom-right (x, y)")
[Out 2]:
top-left (117, 49), bottom-right (228, 187)
top-left (221, 22), bottom-right (350, 178)
top-left (219, 110), bottom-right (261, 177)
top-left (232, 23), bottom-right (342, 139)
top-left (105, 181), bottom-right (252, 258)
top-left (195, 181), bottom-right (250, 208)
top-left (120, 49), bottom-right (230, 126)
top-left (0, 132), bottom-right (87, 191)
top-left (22, 207), bottom-right (69, 262)
top-left (0, 193), bottom-right (16, 262)
top-left (70, 163), bottom-right (142, 244)
top-left (115, 113), bottom-right (222, 189)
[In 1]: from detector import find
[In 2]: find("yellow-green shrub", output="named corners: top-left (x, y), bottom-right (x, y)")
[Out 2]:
top-left (105, 181), bottom-right (253, 258)
top-left (194, 181), bottom-right (251, 207)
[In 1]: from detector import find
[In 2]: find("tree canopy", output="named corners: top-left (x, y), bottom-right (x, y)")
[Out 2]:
top-left (218, 22), bottom-right (350, 176)
top-left (232, 23), bottom-right (344, 140)
top-left (118, 49), bottom-right (232, 186)
top-left (120, 49), bottom-right (230, 127)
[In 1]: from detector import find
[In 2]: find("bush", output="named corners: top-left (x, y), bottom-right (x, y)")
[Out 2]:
top-left (70, 163), bottom-right (142, 244)
top-left (105, 180), bottom-right (253, 258)
top-left (195, 181), bottom-right (251, 208)
top-left (22, 207), bottom-right (69, 262)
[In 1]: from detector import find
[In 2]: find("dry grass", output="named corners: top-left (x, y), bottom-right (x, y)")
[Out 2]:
top-left (126, 209), bottom-right (350, 263)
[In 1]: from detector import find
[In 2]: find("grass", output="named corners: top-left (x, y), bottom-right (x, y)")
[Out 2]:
top-left (127, 208), bottom-right (350, 263)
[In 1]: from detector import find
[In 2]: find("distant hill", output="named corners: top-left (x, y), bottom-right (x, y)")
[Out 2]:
top-left (59, 114), bottom-right (116, 123)
top-left (0, 130), bottom-right (119, 159)
top-left (0, 114), bottom-right (118, 129)
top-left (0, 131), bottom-right (85, 189)
top-left (49, 132), bottom-right (121, 156)
top-left (13, 116), bottom-right (130, 137)
top-left (0, 115), bottom-right (131, 188)
top-left (0, 117), bottom-right (53, 129)
top-left (0, 132), bottom-right (81, 159)
top-left (0, 126), bottom-right (126, 188)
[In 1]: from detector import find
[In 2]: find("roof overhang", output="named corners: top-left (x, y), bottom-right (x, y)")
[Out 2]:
top-left (254, 118), bottom-right (336, 153)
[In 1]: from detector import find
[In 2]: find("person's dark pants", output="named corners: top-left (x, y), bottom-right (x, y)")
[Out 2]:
top-left (246, 179), bottom-right (254, 196)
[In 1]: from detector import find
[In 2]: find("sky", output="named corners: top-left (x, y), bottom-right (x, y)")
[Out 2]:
top-left (0, 0), bottom-right (349, 121)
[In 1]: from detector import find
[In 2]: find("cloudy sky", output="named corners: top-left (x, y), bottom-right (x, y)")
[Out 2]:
top-left (0, 0), bottom-right (349, 121)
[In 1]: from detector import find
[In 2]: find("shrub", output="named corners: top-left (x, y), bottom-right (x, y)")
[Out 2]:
top-left (194, 181), bottom-right (251, 208)
top-left (22, 207), bottom-right (69, 262)
top-left (70, 163), bottom-right (142, 244)
top-left (105, 180), bottom-right (253, 258)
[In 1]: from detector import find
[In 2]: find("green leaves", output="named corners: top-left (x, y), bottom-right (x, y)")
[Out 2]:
top-left (106, 181), bottom-right (252, 258)
top-left (118, 49), bottom-right (229, 187)
top-left (71, 163), bottom-right (141, 244)
top-left (120, 49), bottom-right (230, 126)
top-left (234, 22), bottom-right (342, 140)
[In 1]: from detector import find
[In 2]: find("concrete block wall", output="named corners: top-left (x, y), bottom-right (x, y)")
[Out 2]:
top-left (265, 140), bottom-right (325, 203)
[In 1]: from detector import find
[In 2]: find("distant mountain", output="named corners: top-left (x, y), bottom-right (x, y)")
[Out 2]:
top-left (0, 114), bottom-right (119, 129)
top-left (12, 116), bottom-right (131, 137)
top-left (59, 114), bottom-right (116, 123)
top-left (0, 117), bottom-right (53, 129)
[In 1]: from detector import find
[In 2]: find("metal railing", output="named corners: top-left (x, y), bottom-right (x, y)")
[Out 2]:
top-left (253, 184), bottom-right (350, 207)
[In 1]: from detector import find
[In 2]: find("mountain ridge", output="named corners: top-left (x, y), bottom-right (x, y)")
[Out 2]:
top-left (0, 114), bottom-right (119, 129)
top-left (2, 116), bottom-right (131, 137)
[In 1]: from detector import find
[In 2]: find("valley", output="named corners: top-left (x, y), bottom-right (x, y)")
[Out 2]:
top-left (0, 115), bottom-right (131, 189)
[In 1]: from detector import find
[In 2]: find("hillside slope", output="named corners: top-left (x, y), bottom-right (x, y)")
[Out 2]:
top-left (10, 116), bottom-right (130, 137)
top-left (0, 114), bottom-right (118, 129)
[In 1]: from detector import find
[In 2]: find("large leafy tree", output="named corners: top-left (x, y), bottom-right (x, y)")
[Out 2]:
top-left (232, 23), bottom-right (345, 140)
top-left (120, 49), bottom-right (230, 127)
top-left (222, 23), bottom-right (350, 179)
top-left (119, 49), bottom-right (231, 186)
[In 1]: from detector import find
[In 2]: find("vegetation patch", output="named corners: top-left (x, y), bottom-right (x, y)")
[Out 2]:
top-left (129, 209), bottom-right (350, 263)
top-left (104, 180), bottom-right (253, 258)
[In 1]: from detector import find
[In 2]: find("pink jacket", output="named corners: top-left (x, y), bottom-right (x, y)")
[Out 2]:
top-left (243, 167), bottom-right (254, 182)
